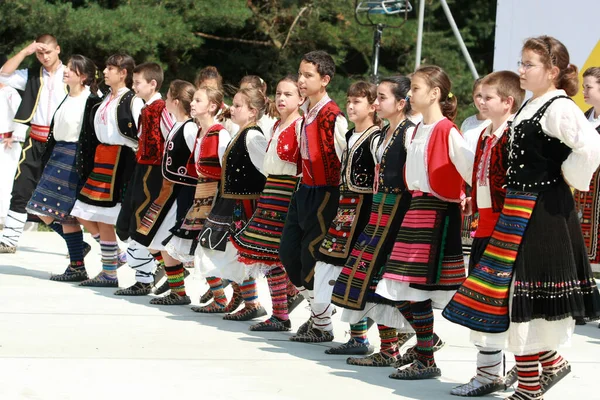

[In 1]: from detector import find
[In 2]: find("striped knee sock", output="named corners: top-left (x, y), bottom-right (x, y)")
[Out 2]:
top-left (539, 350), bottom-right (566, 374)
top-left (267, 267), bottom-right (289, 320)
top-left (350, 318), bottom-right (369, 344)
top-left (152, 252), bottom-right (165, 269)
top-left (396, 301), bottom-right (413, 324)
top-left (287, 276), bottom-right (299, 297)
top-left (514, 354), bottom-right (542, 399)
top-left (165, 263), bottom-right (186, 296)
top-left (207, 277), bottom-right (227, 307)
top-left (100, 241), bottom-right (118, 278)
top-left (49, 222), bottom-right (65, 238)
top-left (64, 231), bottom-right (85, 270)
top-left (92, 233), bottom-right (100, 243)
top-left (378, 324), bottom-right (399, 358)
top-left (240, 278), bottom-right (258, 305)
top-left (411, 299), bottom-right (435, 366)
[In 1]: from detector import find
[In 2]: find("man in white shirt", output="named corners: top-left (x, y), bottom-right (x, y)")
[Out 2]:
top-left (0, 34), bottom-right (67, 253)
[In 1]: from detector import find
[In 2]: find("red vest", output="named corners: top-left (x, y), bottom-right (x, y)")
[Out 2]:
top-left (270, 119), bottom-right (300, 164)
top-left (300, 100), bottom-right (343, 187)
top-left (196, 123), bottom-right (224, 180)
top-left (424, 118), bottom-right (464, 202)
top-left (137, 99), bottom-right (167, 165)
top-left (471, 126), bottom-right (509, 237)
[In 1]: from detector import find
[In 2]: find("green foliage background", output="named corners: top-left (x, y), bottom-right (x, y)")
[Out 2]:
top-left (0, 0), bottom-right (497, 124)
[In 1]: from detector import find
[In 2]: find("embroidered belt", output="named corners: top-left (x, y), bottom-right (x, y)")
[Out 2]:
top-left (30, 124), bottom-right (50, 142)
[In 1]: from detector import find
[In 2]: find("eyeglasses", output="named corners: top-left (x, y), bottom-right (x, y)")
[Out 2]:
top-left (517, 61), bottom-right (540, 71)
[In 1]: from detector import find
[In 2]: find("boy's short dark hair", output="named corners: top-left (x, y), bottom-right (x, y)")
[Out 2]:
top-left (301, 50), bottom-right (335, 81)
top-left (481, 70), bottom-right (525, 113)
top-left (133, 62), bottom-right (164, 91)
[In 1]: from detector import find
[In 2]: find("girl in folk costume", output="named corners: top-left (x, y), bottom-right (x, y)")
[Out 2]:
top-left (147, 80), bottom-right (198, 306)
top-left (574, 67), bottom-right (600, 317)
top-left (196, 87), bottom-right (268, 321)
top-left (239, 75), bottom-right (279, 141)
top-left (27, 55), bottom-right (101, 282)
top-left (312, 81), bottom-right (381, 347)
top-left (71, 53), bottom-right (143, 287)
top-left (230, 75), bottom-right (304, 331)
top-left (163, 86), bottom-right (232, 309)
top-left (375, 66), bottom-right (474, 380)
top-left (333, 77), bottom-right (416, 365)
top-left (444, 36), bottom-right (600, 400)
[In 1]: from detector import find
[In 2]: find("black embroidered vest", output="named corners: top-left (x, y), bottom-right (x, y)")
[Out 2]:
top-left (340, 125), bottom-right (379, 193)
top-left (116, 89), bottom-right (138, 144)
top-left (14, 67), bottom-right (67, 124)
top-left (507, 95), bottom-right (571, 192)
top-left (221, 125), bottom-right (266, 199)
top-left (374, 118), bottom-right (414, 193)
top-left (162, 119), bottom-right (198, 186)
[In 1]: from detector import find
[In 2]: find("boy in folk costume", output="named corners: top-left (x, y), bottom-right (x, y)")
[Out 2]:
top-left (448, 71), bottom-right (525, 396)
top-left (279, 51), bottom-right (348, 342)
top-left (0, 34), bottom-right (68, 252)
top-left (0, 78), bottom-right (28, 226)
top-left (444, 36), bottom-right (600, 400)
top-left (115, 63), bottom-right (174, 296)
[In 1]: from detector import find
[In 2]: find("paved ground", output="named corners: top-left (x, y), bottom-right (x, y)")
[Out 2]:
top-left (0, 232), bottom-right (599, 400)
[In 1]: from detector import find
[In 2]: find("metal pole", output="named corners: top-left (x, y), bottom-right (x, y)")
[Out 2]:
top-left (415, 0), bottom-right (425, 70)
top-left (438, 0), bottom-right (479, 79)
top-left (371, 24), bottom-right (384, 83)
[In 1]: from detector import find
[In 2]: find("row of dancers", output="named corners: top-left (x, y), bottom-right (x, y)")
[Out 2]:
top-left (1, 33), bottom-right (600, 400)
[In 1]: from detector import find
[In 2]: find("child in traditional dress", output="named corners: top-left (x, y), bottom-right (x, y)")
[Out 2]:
top-left (147, 80), bottom-right (198, 305)
top-left (573, 67), bottom-right (600, 319)
top-left (460, 78), bottom-right (491, 150)
top-left (196, 87), bottom-right (268, 320)
top-left (231, 75), bottom-right (304, 330)
top-left (0, 80), bottom-right (27, 226)
top-left (376, 65), bottom-right (473, 380)
top-left (335, 77), bottom-right (416, 365)
top-left (114, 63), bottom-right (174, 295)
top-left (71, 53), bottom-right (143, 287)
top-left (447, 70), bottom-right (525, 396)
top-left (25, 55), bottom-right (100, 281)
top-left (164, 86), bottom-right (231, 310)
top-left (279, 50), bottom-right (348, 343)
top-left (444, 36), bottom-right (600, 400)
top-left (313, 81), bottom-right (381, 353)
top-left (239, 75), bottom-right (278, 140)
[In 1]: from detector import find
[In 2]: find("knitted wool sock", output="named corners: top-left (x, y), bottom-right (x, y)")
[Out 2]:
top-left (396, 300), bottom-right (414, 324)
top-left (100, 241), bottom-right (118, 279)
top-left (539, 350), bottom-right (566, 374)
top-left (165, 263), bottom-right (186, 296)
top-left (411, 299), bottom-right (435, 366)
top-left (152, 252), bottom-right (165, 269)
top-left (475, 347), bottom-right (503, 384)
top-left (49, 222), bottom-right (65, 239)
top-left (350, 318), bottom-right (369, 344)
top-left (64, 231), bottom-right (85, 268)
top-left (207, 276), bottom-right (227, 307)
top-left (513, 354), bottom-right (543, 399)
top-left (378, 324), bottom-right (399, 358)
top-left (1, 210), bottom-right (26, 246)
top-left (92, 233), bottom-right (100, 244)
top-left (267, 267), bottom-right (289, 320)
top-left (287, 277), bottom-right (299, 297)
top-left (240, 278), bottom-right (259, 306)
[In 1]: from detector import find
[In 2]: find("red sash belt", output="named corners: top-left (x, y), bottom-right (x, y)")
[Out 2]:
top-left (30, 124), bottom-right (50, 142)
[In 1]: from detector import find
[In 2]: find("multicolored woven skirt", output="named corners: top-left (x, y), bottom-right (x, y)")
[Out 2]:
top-left (27, 142), bottom-right (80, 223)
top-left (316, 189), bottom-right (372, 266)
top-left (381, 191), bottom-right (466, 290)
top-left (332, 191), bottom-right (411, 310)
top-left (77, 144), bottom-right (135, 208)
top-left (232, 175), bottom-right (298, 266)
top-left (574, 169), bottom-right (600, 264)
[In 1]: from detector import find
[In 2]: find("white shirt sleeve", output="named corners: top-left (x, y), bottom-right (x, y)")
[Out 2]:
top-left (218, 128), bottom-right (231, 167)
top-left (404, 126), bottom-right (416, 149)
top-left (0, 68), bottom-right (28, 91)
top-left (448, 127), bottom-right (474, 184)
top-left (160, 108), bottom-right (175, 140)
top-left (542, 98), bottom-right (600, 191)
top-left (334, 114), bottom-right (349, 162)
top-left (131, 97), bottom-right (144, 131)
top-left (184, 122), bottom-right (199, 152)
top-left (12, 122), bottom-right (28, 142)
top-left (246, 128), bottom-right (268, 176)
